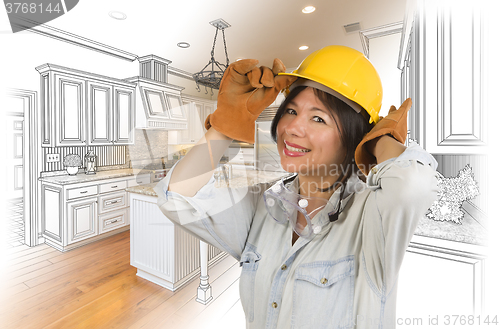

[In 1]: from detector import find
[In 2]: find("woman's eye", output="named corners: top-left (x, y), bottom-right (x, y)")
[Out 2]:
top-left (313, 116), bottom-right (326, 123)
top-left (285, 109), bottom-right (297, 115)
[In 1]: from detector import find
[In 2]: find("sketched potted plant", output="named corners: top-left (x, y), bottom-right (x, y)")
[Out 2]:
top-left (63, 154), bottom-right (82, 175)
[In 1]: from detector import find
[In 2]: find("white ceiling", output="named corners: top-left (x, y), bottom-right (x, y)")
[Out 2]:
top-left (43, 0), bottom-right (407, 74)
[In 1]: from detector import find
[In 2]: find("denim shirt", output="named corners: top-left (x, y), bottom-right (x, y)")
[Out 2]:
top-left (154, 142), bottom-right (439, 329)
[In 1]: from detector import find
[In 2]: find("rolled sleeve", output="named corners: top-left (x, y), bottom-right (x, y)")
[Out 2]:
top-left (362, 142), bottom-right (439, 294)
top-left (153, 163), bottom-right (264, 260)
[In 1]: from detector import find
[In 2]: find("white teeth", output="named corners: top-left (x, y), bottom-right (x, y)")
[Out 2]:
top-left (285, 143), bottom-right (310, 153)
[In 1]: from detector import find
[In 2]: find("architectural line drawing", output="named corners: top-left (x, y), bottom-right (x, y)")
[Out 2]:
top-left (1, 0), bottom-right (493, 326)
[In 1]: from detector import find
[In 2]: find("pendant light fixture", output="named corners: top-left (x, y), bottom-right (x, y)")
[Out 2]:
top-left (193, 19), bottom-right (231, 94)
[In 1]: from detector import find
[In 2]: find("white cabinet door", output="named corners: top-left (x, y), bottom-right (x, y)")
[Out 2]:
top-left (114, 86), bottom-right (135, 144)
top-left (402, 1), bottom-right (486, 154)
top-left (170, 98), bottom-right (215, 144)
top-left (88, 80), bottom-right (113, 145)
top-left (54, 73), bottom-right (87, 146)
top-left (67, 197), bottom-right (98, 244)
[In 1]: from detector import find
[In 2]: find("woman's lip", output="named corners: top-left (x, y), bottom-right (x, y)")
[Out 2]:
top-left (284, 140), bottom-right (309, 150)
top-left (282, 140), bottom-right (310, 157)
top-left (283, 147), bottom-right (309, 157)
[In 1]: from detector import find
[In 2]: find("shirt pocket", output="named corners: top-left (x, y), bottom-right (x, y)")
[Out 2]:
top-left (238, 243), bottom-right (261, 323)
top-left (291, 256), bottom-right (355, 329)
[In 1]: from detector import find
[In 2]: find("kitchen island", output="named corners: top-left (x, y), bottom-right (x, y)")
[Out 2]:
top-left (127, 168), bottom-right (291, 298)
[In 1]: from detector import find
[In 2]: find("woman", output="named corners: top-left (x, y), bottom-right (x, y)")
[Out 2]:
top-left (154, 45), bottom-right (438, 329)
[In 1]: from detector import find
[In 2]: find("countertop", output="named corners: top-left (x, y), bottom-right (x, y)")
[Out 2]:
top-left (127, 168), bottom-right (291, 197)
top-left (39, 168), bottom-right (146, 185)
top-left (127, 168), bottom-right (487, 247)
top-left (414, 209), bottom-right (487, 246)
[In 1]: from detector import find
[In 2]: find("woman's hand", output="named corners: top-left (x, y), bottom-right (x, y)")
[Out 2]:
top-left (355, 98), bottom-right (412, 175)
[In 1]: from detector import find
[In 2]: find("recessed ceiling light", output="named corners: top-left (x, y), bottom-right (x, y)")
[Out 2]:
top-left (177, 42), bottom-right (190, 48)
top-left (302, 6), bottom-right (316, 14)
top-left (108, 11), bottom-right (127, 20)
top-left (299, 45), bottom-right (309, 50)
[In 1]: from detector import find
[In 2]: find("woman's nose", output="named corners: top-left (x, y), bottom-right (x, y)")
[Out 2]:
top-left (284, 115), bottom-right (306, 137)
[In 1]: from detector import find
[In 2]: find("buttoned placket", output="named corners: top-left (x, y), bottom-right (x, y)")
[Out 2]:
top-left (264, 232), bottom-right (312, 329)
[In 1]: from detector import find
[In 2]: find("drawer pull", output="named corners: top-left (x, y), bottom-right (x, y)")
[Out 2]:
top-left (111, 185), bottom-right (118, 188)
top-left (137, 181), bottom-right (143, 184)
top-left (110, 219), bottom-right (118, 224)
top-left (109, 200), bottom-right (119, 204)
top-left (80, 191), bottom-right (88, 194)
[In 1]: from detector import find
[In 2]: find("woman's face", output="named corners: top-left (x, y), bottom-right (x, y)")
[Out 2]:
top-left (276, 87), bottom-right (346, 178)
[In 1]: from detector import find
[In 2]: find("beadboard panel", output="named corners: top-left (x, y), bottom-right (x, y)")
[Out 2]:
top-left (42, 145), bottom-right (127, 172)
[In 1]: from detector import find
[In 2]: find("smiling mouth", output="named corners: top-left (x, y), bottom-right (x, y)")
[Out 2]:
top-left (284, 141), bottom-right (311, 153)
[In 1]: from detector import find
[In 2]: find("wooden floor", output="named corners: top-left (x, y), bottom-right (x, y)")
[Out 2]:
top-left (0, 231), bottom-right (246, 329)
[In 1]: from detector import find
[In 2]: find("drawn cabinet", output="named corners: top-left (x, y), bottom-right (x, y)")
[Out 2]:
top-left (88, 79), bottom-right (113, 144)
top-left (399, 0), bottom-right (486, 154)
top-left (67, 197), bottom-right (98, 244)
top-left (36, 64), bottom-right (136, 147)
top-left (50, 72), bottom-right (87, 146)
top-left (40, 175), bottom-right (134, 252)
top-left (113, 86), bottom-right (135, 144)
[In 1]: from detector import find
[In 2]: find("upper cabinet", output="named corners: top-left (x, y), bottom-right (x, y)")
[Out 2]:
top-left (168, 95), bottom-right (215, 144)
top-left (36, 64), bottom-right (136, 147)
top-left (399, 0), bottom-right (486, 154)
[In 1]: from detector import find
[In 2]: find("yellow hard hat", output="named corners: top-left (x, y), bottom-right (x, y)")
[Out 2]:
top-left (280, 45), bottom-right (382, 124)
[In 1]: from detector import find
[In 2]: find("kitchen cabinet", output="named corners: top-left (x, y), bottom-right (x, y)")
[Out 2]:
top-left (227, 147), bottom-right (255, 168)
top-left (36, 64), bottom-right (136, 147)
top-left (397, 235), bottom-right (486, 318)
top-left (399, 0), bottom-right (486, 154)
top-left (41, 175), bottom-right (134, 251)
top-left (88, 79), bottom-right (113, 144)
top-left (168, 95), bottom-right (215, 144)
top-left (52, 72), bottom-right (87, 146)
top-left (113, 86), bottom-right (135, 144)
top-left (67, 196), bottom-right (98, 244)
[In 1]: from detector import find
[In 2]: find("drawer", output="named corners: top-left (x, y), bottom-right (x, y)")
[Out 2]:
top-left (99, 191), bottom-right (127, 213)
top-left (128, 174), bottom-right (151, 187)
top-left (99, 180), bottom-right (127, 194)
top-left (98, 208), bottom-right (128, 234)
top-left (67, 185), bottom-right (98, 200)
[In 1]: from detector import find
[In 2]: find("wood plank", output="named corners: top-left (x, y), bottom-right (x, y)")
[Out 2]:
top-left (1, 263), bottom-right (137, 328)
top-left (0, 230), bottom-right (244, 329)
top-left (133, 259), bottom-right (241, 329)
top-left (43, 274), bottom-right (163, 329)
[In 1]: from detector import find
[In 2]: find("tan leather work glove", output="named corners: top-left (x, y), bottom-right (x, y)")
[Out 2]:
top-left (354, 98), bottom-right (412, 176)
top-left (205, 59), bottom-right (297, 143)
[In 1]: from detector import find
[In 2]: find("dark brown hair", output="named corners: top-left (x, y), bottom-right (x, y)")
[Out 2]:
top-left (270, 86), bottom-right (374, 190)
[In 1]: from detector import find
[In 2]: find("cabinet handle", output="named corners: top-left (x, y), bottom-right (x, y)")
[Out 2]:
top-left (111, 185), bottom-right (118, 188)
top-left (109, 200), bottom-right (119, 204)
top-left (80, 191), bottom-right (88, 194)
top-left (110, 219), bottom-right (118, 224)
top-left (137, 181), bottom-right (143, 184)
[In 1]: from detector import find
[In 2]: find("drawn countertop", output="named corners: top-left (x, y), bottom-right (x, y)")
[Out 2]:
top-left (414, 211), bottom-right (487, 246)
top-left (39, 168), bottom-right (145, 185)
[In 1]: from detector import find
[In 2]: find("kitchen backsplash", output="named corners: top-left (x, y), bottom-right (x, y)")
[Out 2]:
top-left (42, 145), bottom-right (127, 172)
top-left (127, 129), bottom-right (170, 164)
top-left (42, 129), bottom-right (172, 172)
